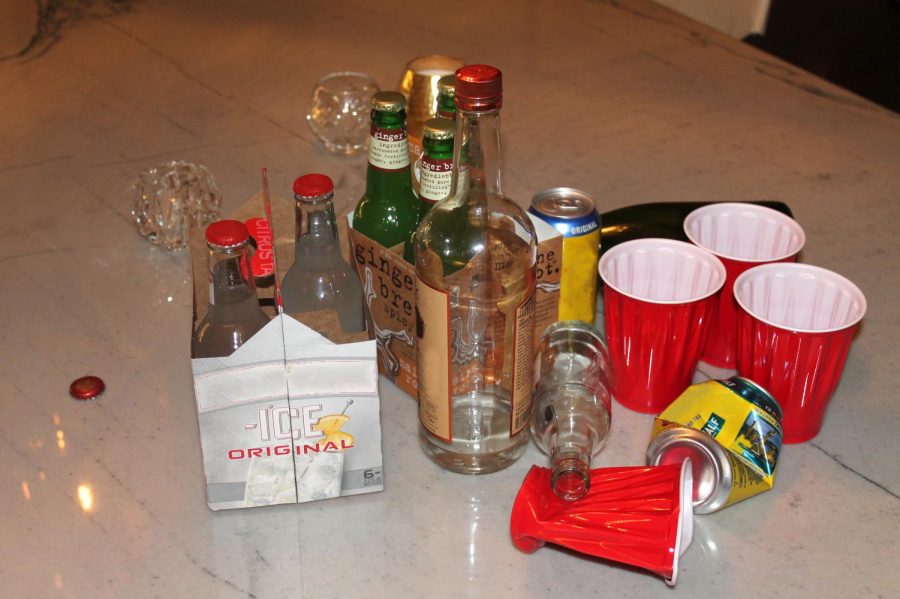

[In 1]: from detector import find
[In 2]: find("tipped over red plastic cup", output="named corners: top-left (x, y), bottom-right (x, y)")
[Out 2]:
top-left (734, 263), bottom-right (866, 443)
top-left (599, 239), bottom-right (726, 413)
top-left (511, 463), bottom-right (693, 585)
top-left (684, 203), bottom-right (805, 369)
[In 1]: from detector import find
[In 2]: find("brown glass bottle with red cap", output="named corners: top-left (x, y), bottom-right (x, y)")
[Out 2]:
top-left (281, 173), bottom-right (365, 333)
top-left (192, 220), bottom-right (270, 358)
top-left (413, 65), bottom-right (538, 474)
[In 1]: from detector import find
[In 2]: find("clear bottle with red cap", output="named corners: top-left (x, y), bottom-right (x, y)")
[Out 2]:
top-left (413, 65), bottom-right (538, 474)
top-left (281, 174), bottom-right (365, 333)
top-left (192, 220), bottom-right (270, 358)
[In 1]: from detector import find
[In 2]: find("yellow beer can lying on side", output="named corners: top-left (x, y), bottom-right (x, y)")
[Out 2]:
top-left (647, 377), bottom-right (783, 514)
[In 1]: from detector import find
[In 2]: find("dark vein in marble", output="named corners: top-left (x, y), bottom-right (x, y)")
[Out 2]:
top-left (0, 378), bottom-right (254, 595)
top-left (88, 136), bottom-right (297, 168)
top-left (0, 0), bottom-right (135, 63)
top-left (810, 441), bottom-right (900, 501)
top-left (156, 112), bottom-right (204, 140)
top-left (97, 19), bottom-right (307, 141)
top-left (75, 180), bottom-right (134, 226)
top-left (254, 549), bottom-right (270, 567)
top-left (606, 0), bottom-right (880, 113)
top-left (0, 246), bottom-right (101, 265)
top-left (90, 143), bottom-right (222, 168)
top-left (85, 442), bottom-right (259, 597)
top-left (754, 66), bottom-right (877, 111)
top-left (606, 0), bottom-right (675, 27)
top-left (641, 50), bottom-right (678, 70)
top-left (198, 565), bottom-right (258, 599)
top-left (605, 1), bottom-right (801, 74)
top-left (0, 155), bottom-right (74, 174)
top-left (0, 420), bottom-right (122, 540)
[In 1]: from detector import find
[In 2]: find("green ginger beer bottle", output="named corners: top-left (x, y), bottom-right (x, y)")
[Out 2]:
top-left (403, 117), bottom-right (454, 262)
top-left (435, 74), bottom-right (456, 120)
top-left (353, 91), bottom-right (419, 256)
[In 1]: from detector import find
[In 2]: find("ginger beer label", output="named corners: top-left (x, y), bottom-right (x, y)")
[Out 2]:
top-left (418, 156), bottom-right (453, 204)
top-left (368, 126), bottom-right (409, 171)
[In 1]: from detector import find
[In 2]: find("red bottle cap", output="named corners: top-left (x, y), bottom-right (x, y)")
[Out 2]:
top-left (293, 173), bottom-right (334, 198)
top-left (69, 376), bottom-right (105, 401)
top-left (455, 64), bottom-right (503, 111)
top-left (205, 220), bottom-right (250, 247)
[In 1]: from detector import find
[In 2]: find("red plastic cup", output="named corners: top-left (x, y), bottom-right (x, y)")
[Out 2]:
top-left (734, 263), bottom-right (866, 443)
top-left (684, 203), bottom-right (805, 369)
top-left (599, 239), bottom-right (726, 413)
top-left (511, 463), bottom-right (694, 585)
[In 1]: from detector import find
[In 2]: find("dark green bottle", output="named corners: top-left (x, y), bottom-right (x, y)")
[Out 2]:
top-left (435, 74), bottom-right (456, 120)
top-left (404, 118), bottom-right (454, 262)
top-left (598, 200), bottom-right (794, 256)
top-left (353, 91), bottom-right (419, 252)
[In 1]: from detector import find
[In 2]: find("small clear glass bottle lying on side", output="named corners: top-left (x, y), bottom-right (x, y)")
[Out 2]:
top-left (531, 321), bottom-right (612, 500)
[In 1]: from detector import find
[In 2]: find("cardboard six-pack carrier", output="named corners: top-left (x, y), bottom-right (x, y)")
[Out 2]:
top-left (190, 192), bottom-right (383, 511)
top-left (189, 188), bottom-right (561, 510)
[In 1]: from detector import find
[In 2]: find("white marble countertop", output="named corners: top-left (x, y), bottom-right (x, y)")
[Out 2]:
top-left (2, 1), bottom-right (898, 597)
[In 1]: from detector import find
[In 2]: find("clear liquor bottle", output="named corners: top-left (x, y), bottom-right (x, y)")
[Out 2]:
top-left (414, 65), bottom-right (538, 474)
top-left (192, 220), bottom-right (270, 358)
top-left (281, 174), bottom-right (365, 333)
top-left (403, 117), bottom-right (454, 262)
top-left (352, 91), bottom-right (420, 258)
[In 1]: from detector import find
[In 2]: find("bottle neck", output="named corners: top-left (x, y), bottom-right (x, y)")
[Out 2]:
top-left (419, 135), bottom-right (454, 205)
top-left (207, 242), bottom-right (256, 307)
top-left (423, 135), bottom-right (454, 160)
top-left (295, 197), bottom-right (339, 254)
top-left (550, 446), bottom-right (592, 501)
top-left (451, 107), bottom-right (502, 198)
top-left (436, 92), bottom-right (456, 120)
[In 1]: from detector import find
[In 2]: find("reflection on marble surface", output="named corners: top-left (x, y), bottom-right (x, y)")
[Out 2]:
top-left (1, 0), bottom-right (898, 597)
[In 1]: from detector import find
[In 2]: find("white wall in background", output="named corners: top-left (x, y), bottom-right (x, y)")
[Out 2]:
top-left (655, 0), bottom-right (771, 38)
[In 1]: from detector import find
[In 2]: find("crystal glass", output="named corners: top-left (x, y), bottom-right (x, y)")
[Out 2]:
top-left (131, 161), bottom-right (222, 251)
top-left (307, 72), bottom-right (379, 156)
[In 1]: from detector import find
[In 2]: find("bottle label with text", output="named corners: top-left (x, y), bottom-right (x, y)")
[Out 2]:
top-left (368, 126), bottom-right (410, 171)
top-left (510, 289), bottom-right (536, 435)
top-left (415, 278), bottom-right (452, 441)
top-left (419, 157), bottom-right (453, 204)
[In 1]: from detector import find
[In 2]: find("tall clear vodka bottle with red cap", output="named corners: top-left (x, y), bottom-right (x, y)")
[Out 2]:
top-left (192, 220), bottom-right (270, 358)
top-left (413, 65), bottom-right (538, 474)
top-left (281, 173), bottom-right (365, 333)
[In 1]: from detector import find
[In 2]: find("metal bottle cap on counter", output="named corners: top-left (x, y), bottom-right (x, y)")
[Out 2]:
top-left (646, 426), bottom-right (733, 514)
top-left (69, 375), bottom-right (106, 401)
